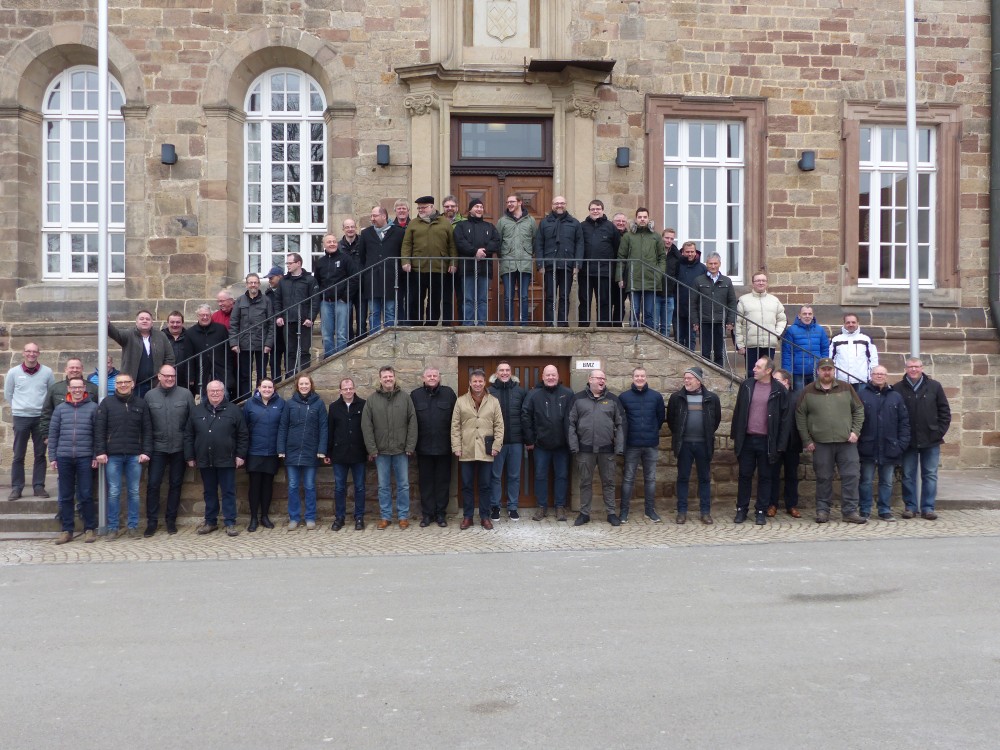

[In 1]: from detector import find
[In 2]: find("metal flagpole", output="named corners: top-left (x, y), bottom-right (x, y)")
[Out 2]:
top-left (904, 0), bottom-right (921, 360)
top-left (97, 0), bottom-right (109, 533)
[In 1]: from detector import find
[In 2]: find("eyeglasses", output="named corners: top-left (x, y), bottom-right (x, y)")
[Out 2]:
top-left (160, 373), bottom-right (177, 378)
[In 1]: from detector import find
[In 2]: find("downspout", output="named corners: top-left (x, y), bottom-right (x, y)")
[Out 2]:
top-left (990, 0), bottom-right (1000, 336)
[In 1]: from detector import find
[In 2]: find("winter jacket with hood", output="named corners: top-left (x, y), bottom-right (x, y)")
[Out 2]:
top-left (229, 290), bottom-right (274, 351)
top-left (277, 390), bottom-right (328, 466)
top-left (273, 270), bottom-right (320, 322)
top-left (488, 374), bottom-right (527, 445)
top-left (243, 390), bottom-right (285, 457)
top-left (830, 327), bottom-right (879, 384)
top-left (496, 210), bottom-right (537, 275)
top-left (616, 224), bottom-right (666, 292)
top-left (618, 382), bottom-right (665, 449)
top-left (676, 255), bottom-right (708, 318)
top-left (580, 213), bottom-right (621, 278)
top-left (857, 382), bottom-right (911, 464)
top-left (781, 316), bottom-right (830, 376)
top-left (362, 384), bottom-right (418, 456)
top-left (454, 214), bottom-right (500, 278)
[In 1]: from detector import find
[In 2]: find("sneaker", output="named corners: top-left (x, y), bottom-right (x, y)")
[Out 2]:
top-left (288, 521), bottom-right (299, 530)
top-left (83, 529), bottom-right (97, 543)
top-left (645, 509), bottom-right (662, 523)
top-left (900, 508), bottom-right (917, 519)
top-left (54, 531), bottom-right (72, 545)
top-left (508, 509), bottom-right (520, 521)
top-left (607, 513), bottom-right (621, 527)
top-left (532, 508), bottom-right (547, 521)
top-left (196, 524), bottom-right (218, 535)
top-left (619, 508), bottom-right (629, 524)
top-left (305, 520), bottom-right (316, 530)
top-left (226, 525), bottom-right (240, 537)
top-left (573, 513), bottom-right (590, 527)
top-left (490, 507), bottom-right (501, 520)
top-left (755, 510), bottom-right (766, 526)
top-left (879, 513), bottom-right (897, 522)
top-left (556, 507), bottom-right (568, 522)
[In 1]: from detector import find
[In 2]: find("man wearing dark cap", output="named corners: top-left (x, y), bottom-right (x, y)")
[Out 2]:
top-left (796, 357), bottom-right (866, 524)
top-left (667, 366), bottom-right (722, 524)
top-left (453, 197), bottom-right (500, 326)
top-left (264, 265), bottom-right (286, 380)
top-left (401, 196), bottom-right (457, 326)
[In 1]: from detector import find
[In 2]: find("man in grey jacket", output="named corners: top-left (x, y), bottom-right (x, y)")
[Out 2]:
top-left (144, 364), bottom-right (196, 536)
top-left (568, 369), bottom-right (625, 527)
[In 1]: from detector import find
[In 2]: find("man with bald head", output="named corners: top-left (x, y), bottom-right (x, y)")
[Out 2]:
top-left (522, 364), bottom-right (575, 521)
top-left (534, 196), bottom-right (583, 327)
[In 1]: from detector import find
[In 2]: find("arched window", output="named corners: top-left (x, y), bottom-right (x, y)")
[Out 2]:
top-left (244, 69), bottom-right (327, 274)
top-left (41, 67), bottom-right (126, 279)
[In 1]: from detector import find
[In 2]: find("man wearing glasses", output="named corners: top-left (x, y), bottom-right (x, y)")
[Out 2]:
top-left (568, 369), bottom-right (625, 526)
top-left (144, 365), bottom-right (196, 536)
top-left (273, 252), bottom-right (320, 375)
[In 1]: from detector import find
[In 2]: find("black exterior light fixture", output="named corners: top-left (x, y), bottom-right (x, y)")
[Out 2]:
top-left (161, 144), bottom-right (178, 165)
top-left (376, 144), bottom-right (390, 167)
top-left (615, 146), bottom-right (630, 168)
top-left (798, 150), bottom-right (816, 171)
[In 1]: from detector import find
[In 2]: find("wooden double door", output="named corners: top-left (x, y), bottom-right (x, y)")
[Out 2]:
top-left (455, 356), bottom-right (571, 509)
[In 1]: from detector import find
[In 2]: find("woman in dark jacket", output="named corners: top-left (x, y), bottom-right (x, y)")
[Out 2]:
top-left (242, 378), bottom-right (284, 530)
top-left (277, 374), bottom-right (328, 529)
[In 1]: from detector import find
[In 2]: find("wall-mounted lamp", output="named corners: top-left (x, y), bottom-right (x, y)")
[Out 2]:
top-left (615, 146), bottom-right (630, 168)
top-left (161, 143), bottom-right (178, 166)
top-left (376, 144), bottom-right (390, 167)
top-left (797, 150), bottom-right (816, 172)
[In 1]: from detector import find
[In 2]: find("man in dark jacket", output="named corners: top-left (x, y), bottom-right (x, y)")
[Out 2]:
top-left (314, 233), bottom-right (357, 358)
top-left (693, 252), bottom-right (738, 366)
top-left (144, 364), bottom-right (196, 536)
top-left (359, 206), bottom-right (405, 335)
top-left (488, 362), bottom-right (527, 520)
top-left (108, 310), bottom-right (175, 397)
top-left (96, 373), bottom-right (153, 539)
top-left (657, 228), bottom-right (681, 337)
top-left (522, 364), bottom-right (574, 521)
top-left (48, 378), bottom-right (99, 544)
top-left (667, 367), bottom-right (722, 524)
top-left (187, 304), bottom-right (232, 396)
top-left (327, 377), bottom-right (368, 531)
top-left (229, 273), bottom-right (274, 401)
top-left (263, 267), bottom-right (286, 380)
top-left (454, 197), bottom-right (500, 326)
top-left (730, 357), bottom-right (789, 526)
top-left (410, 366), bottom-right (457, 527)
top-left (40, 358), bottom-right (99, 441)
top-left (568, 369), bottom-right (625, 527)
top-left (579, 200), bottom-right (621, 327)
top-left (273, 252), bottom-right (320, 375)
top-left (894, 357), bottom-right (951, 520)
top-left (338, 218), bottom-right (365, 341)
top-left (163, 311), bottom-right (195, 393)
top-left (676, 241), bottom-right (707, 351)
top-left (858, 366), bottom-right (910, 521)
top-left (618, 366), bottom-right (665, 523)
top-left (533, 196), bottom-right (583, 327)
top-left (185, 380), bottom-right (249, 537)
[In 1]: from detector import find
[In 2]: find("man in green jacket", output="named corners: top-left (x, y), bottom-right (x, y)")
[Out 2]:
top-left (496, 193), bottom-right (537, 326)
top-left (616, 208), bottom-right (666, 329)
top-left (796, 358), bottom-right (866, 524)
top-left (401, 196), bottom-right (456, 326)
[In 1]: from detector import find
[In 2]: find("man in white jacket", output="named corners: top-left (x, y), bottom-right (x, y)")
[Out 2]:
top-left (830, 313), bottom-right (879, 386)
top-left (735, 271), bottom-right (786, 379)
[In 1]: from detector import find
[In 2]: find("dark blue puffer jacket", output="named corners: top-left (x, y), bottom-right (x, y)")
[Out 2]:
top-left (277, 390), bottom-right (328, 466)
top-left (617, 383), bottom-right (665, 448)
top-left (243, 391), bottom-right (285, 457)
top-left (858, 383), bottom-right (911, 465)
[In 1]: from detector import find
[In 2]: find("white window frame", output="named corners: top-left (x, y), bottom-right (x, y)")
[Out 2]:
top-left (243, 68), bottom-right (327, 275)
top-left (857, 124), bottom-right (936, 288)
top-left (40, 66), bottom-right (126, 280)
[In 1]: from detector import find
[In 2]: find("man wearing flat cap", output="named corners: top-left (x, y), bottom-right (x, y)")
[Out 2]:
top-left (667, 366), bottom-right (722, 525)
top-left (453, 197), bottom-right (500, 326)
top-left (401, 196), bottom-right (456, 326)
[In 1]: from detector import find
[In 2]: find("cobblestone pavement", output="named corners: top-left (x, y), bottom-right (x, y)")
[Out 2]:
top-left (3, 508), bottom-right (999, 566)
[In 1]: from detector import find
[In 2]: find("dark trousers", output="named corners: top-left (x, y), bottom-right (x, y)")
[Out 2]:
top-left (247, 471), bottom-right (275, 519)
top-left (56, 456), bottom-right (96, 532)
top-left (282, 322), bottom-right (312, 375)
top-left (678, 315), bottom-right (696, 351)
top-left (700, 321), bottom-right (726, 366)
top-left (236, 350), bottom-right (267, 401)
top-left (200, 466), bottom-right (237, 527)
top-left (578, 272), bottom-right (617, 326)
top-left (676, 441), bottom-right (712, 514)
top-left (146, 450), bottom-right (186, 525)
top-left (11, 415), bottom-right (46, 491)
top-left (460, 461), bottom-right (492, 519)
top-left (770, 449), bottom-right (801, 509)
top-left (417, 453), bottom-right (452, 519)
top-left (405, 272), bottom-right (448, 325)
top-left (543, 265), bottom-right (573, 327)
top-left (736, 435), bottom-right (773, 513)
top-left (744, 347), bottom-right (776, 379)
top-left (267, 329), bottom-right (286, 381)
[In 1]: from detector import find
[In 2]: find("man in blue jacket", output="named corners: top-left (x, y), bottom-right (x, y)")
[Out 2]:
top-left (533, 196), bottom-right (583, 327)
top-left (857, 366), bottom-right (910, 521)
top-left (48, 377), bottom-right (99, 544)
top-left (781, 306), bottom-right (830, 391)
top-left (617, 367), bottom-right (665, 523)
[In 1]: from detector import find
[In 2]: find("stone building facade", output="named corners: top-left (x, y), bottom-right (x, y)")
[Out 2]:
top-left (0, 1), bottom-right (997, 470)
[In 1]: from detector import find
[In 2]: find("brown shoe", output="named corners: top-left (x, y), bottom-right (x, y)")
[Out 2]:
top-left (787, 508), bottom-right (802, 519)
top-left (460, 517), bottom-right (473, 530)
top-left (700, 514), bottom-right (714, 525)
top-left (54, 531), bottom-right (72, 545)
top-left (921, 511), bottom-right (938, 521)
top-left (83, 530), bottom-right (97, 543)
top-left (766, 505), bottom-right (777, 517)
top-left (377, 519), bottom-right (391, 530)
top-left (900, 509), bottom-right (916, 519)
top-left (480, 518), bottom-right (494, 530)
top-left (398, 519), bottom-right (410, 530)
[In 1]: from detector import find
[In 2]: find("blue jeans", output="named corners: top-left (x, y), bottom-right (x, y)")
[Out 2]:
top-left (503, 272), bottom-right (531, 325)
top-left (676, 441), bottom-right (712, 514)
top-left (462, 271), bottom-right (489, 326)
top-left (621, 446), bottom-right (658, 514)
top-left (333, 462), bottom-right (366, 519)
top-left (460, 461), bottom-right (492, 519)
top-left (200, 466), bottom-right (237, 527)
top-left (491, 443), bottom-right (523, 511)
top-left (654, 295), bottom-right (675, 336)
top-left (532, 447), bottom-right (569, 509)
top-left (286, 464), bottom-right (317, 522)
top-left (57, 456), bottom-right (96, 532)
top-left (321, 299), bottom-right (350, 357)
top-left (629, 291), bottom-right (656, 328)
top-left (375, 453), bottom-right (410, 520)
top-left (859, 460), bottom-right (896, 517)
top-left (106, 454), bottom-right (141, 530)
top-left (900, 444), bottom-right (940, 513)
top-left (368, 298), bottom-right (396, 334)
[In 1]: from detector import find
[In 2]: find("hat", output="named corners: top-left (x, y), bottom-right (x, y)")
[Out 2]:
top-left (265, 266), bottom-right (283, 279)
top-left (415, 195), bottom-right (435, 205)
top-left (468, 196), bottom-right (484, 211)
top-left (816, 357), bottom-right (835, 369)
top-left (684, 366), bottom-right (704, 382)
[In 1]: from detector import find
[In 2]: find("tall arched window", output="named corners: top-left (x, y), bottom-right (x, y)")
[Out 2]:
top-left (244, 69), bottom-right (327, 274)
top-left (41, 67), bottom-right (126, 279)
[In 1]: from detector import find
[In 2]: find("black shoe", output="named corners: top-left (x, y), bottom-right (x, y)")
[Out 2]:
top-left (573, 513), bottom-right (590, 527)
top-left (354, 518), bottom-right (365, 531)
top-left (436, 515), bottom-right (447, 528)
top-left (754, 510), bottom-right (766, 526)
top-left (33, 487), bottom-right (50, 498)
top-left (619, 508), bottom-right (629, 524)
top-left (332, 517), bottom-right (345, 531)
top-left (166, 520), bottom-right (178, 535)
top-left (734, 509), bottom-right (748, 524)
top-left (143, 523), bottom-right (158, 538)
top-left (247, 517), bottom-right (259, 532)
top-left (508, 509), bottom-right (520, 520)
top-left (816, 511), bottom-right (830, 523)
top-left (419, 515), bottom-right (432, 528)
top-left (490, 507), bottom-right (500, 520)
top-left (7, 488), bottom-right (21, 501)
top-left (260, 515), bottom-right (275, 529)
top-left (607, 513), bottom-right (621, 527)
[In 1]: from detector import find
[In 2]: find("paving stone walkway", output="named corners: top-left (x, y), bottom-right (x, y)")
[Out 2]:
top-left (3, 508), bottom-right (999, 566)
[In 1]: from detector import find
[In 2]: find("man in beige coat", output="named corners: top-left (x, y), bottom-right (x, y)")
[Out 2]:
top-left (451, 368), bottom-right (504, 529)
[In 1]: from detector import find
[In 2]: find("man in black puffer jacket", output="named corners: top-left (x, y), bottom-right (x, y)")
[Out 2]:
top-left (453, 198), bottom-right (500, 326)
top-left (488, 362), bottom-right (527, 520)
top-left (410, 367), bottom-right (457, 527)
top-left (579, 200), bottom-right (621, 327)
top-left (533, 196), bottom-right (583, 327)
top-left (521, 364), bottom-right (574, 521)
